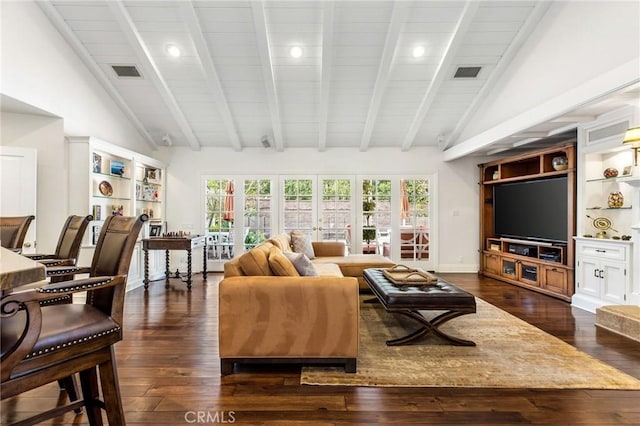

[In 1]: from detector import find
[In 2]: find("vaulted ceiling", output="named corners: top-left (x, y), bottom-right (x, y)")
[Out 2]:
top-left (37, 1), bottom-right (634, 155)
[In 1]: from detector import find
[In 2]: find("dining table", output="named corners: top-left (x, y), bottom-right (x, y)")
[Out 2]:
top-left (0, 247), bottom-right (47, 292)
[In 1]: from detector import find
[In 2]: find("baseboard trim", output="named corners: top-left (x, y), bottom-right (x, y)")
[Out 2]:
top-left (437, 264), bottom-right (479, 273)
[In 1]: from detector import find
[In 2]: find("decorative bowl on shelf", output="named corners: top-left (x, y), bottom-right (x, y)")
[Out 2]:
top-left (552, 156), bottom-right (568, 171)
top-left (603, 168), bottom-right (618, 178)
top-left (98, 181), bottom-right (113, 196)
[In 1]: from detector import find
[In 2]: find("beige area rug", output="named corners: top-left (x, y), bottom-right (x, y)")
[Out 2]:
top-left (301, 297), bottom-right (640, 389)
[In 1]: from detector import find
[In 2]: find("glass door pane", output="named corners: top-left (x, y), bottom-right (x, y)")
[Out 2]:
top-left (281, 176), bottom-right (316, 237)
top-left (205, 178), bottom-right (235, 262)
top-left (243, 178), bottom-right (273, 250)
top-left (319, 177), bottom-right (354, 248)
top-left (362, 178), bottom-right (391, 255)
top-left (399, 178), bottom-right (430, 261)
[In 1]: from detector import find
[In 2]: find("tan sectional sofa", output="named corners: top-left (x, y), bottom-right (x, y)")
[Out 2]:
top-left (218, 233), bottom-right (394, 375)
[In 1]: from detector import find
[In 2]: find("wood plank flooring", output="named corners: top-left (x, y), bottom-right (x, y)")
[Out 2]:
top-left (2, 273), bottom-right (640, 425)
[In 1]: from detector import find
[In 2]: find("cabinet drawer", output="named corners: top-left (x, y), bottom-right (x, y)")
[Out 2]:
top-left (577, 242), bottom-right (627, 261)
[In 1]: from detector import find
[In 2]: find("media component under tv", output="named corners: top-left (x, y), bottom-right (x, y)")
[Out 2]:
top-left (493, 177), bottom-right (568, 244)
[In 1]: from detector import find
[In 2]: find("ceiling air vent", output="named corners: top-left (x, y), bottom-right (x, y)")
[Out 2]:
top-left (111, 65), bottom-right (141, 78)
top-left (453, 66), bottom-right (481, 79)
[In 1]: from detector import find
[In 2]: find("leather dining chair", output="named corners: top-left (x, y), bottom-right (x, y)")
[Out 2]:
top-left (24, 214), bottom-right (93, 283)
top-left (1, 214), bottom-right (148, 425)
top-left (0, 215), bottom-right (35, 253)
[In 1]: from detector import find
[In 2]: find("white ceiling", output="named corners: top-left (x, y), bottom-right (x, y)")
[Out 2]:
top-left (36, 0), bottom-right (637, 156)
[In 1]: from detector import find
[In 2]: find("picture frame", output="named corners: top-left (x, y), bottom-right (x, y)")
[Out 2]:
top-left (149, 224), bottom-right (162, 237)
top-left (110, 160), bottom-right (125, 176)
top-left (145, 167), bottom-right (160, 183)
top-left (92, 153), bottom-right (102, 173)
top-left (622, 165), bottom-right (633, 176)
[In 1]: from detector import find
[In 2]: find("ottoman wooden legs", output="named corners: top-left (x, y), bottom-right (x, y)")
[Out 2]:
top-left (386, 309), bottom-right (476, 346)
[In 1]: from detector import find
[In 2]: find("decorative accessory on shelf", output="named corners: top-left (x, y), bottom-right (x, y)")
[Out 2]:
top-left (623, 127), bottom-right (640, 166)
top-left (552, 156), bottom-right (568, 171)
top-left (586, 214), bottom-right (619, 236)
top-left (607, 191), bottom-right (624, 208)
top-left (98, 180), bottom-right (113, 196)
top-left (603, 167), bottom-right (618, 178)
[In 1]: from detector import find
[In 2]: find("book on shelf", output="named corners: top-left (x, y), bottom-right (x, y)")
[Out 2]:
top-left (92, 204), bottom-right (101, 221)
top-left (92, 225), bottom-right (102, 245)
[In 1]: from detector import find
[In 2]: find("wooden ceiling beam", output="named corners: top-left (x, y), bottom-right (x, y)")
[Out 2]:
top-left (251, 1), bottom-right (284, 152)
top-left (180, 1), bottom-right (242, 152)
top-left (401, 1), bottom-right (480, 152)
top-left (359, 1), bottom-right (411, 152)
top-left (37, 1), bottom-right (158, 150)
top-left (108, 0), bottom-right (201, 151)
top-left (318, 1), bottom-right (335, 152)
top-left (441, 2), bottom-right (551, 151)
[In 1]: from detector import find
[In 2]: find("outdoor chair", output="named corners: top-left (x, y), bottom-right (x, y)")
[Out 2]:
top-left (0, 216), bottom-right (35, 253)
top-left (1, 214), bottom-right (147, 425)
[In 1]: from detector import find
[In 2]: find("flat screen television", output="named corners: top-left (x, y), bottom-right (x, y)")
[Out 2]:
top-left (493, 177), bottom-right (568, 244)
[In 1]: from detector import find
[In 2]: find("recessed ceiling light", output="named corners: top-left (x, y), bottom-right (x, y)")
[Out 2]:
top-left (166, 44), bottom-right (181, 58)
top-left (412, 46), bottom-right (425, 58)
top-left (289, 46), bottom-right (303, 58)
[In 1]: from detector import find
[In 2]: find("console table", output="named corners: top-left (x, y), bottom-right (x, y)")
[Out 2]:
top-left (142, 236), bottom-right (207, 290)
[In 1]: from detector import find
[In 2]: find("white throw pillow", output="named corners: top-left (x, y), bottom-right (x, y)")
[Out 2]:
top-left (284, 252), bottom-right (318, 276)
top-left (290, 231), bottom-right (315, 259)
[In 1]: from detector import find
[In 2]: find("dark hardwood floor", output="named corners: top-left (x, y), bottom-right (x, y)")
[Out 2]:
top-left (2, 272), bottom-right (639, 425)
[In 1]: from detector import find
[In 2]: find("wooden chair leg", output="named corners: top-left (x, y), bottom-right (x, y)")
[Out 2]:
top-left (59, 375), bottom-right (82, 413)
top-left (99, 347), bottom-right (126, 425)
top-left (80, 367), bottom-right (104, 426)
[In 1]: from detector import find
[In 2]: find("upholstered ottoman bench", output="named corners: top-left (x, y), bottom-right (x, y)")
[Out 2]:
top-left (363, 268), bottom-right (477, 346)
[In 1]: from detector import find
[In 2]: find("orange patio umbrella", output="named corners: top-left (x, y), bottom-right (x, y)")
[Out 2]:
top-left (223, 180), bottom-right (234, 222)
top-left (400, 180), bottom-right (410, 222)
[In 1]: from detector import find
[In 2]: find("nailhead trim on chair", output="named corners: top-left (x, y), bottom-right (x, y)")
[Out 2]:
top-left (25, 326), bottom-right (121, 359)
top-left (37, 277), bottom-right (114, 293)
top-left (45, 268), bottom-right (79, 276)
top-left (39, 295), bottom-right (72, 306)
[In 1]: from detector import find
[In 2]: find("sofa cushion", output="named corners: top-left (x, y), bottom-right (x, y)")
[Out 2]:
top-left (268, 247), bottom-right (299, 276)
top-left (284, 252), bottom-right (318, 276)
top-left (238, 242), bottom-right (274, 276)
top-left (290, 231), bottom-right (315, 259)
top-left (312, 254), bottom-right (394, 274)
top-left (312, 263), bottom-right (343, 277)
top-left (267, 234), bottom-right (293, 253)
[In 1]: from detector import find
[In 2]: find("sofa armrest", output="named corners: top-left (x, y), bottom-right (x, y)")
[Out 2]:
top-left (312, 241), bottom-right (346, 257)
top-left (218, 276), bottom-right (359, 359)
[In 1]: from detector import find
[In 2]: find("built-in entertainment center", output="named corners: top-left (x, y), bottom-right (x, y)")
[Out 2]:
top-left (479, 143), bottom-right (576, 301)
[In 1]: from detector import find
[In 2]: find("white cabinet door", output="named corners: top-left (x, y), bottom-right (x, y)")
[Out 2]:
top-left (577, 257), bottom-right (601, 298)
top-left (601, 261), bottom-right (627, 304)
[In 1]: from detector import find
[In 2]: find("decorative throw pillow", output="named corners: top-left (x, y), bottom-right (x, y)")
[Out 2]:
top-left (284, 252), bottom-right (318, 276)
top-left (268, 247), bottom-right (299, 276)
top-left (237, 245), bottom-right (273, 276)
top-left (290, 231), bottom-right (315, 259)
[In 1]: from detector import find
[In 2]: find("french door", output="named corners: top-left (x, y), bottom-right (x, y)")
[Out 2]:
top-left (204, 174), bottom-right (435, 270)
top-left (280, 176), bottom-right (355, 248)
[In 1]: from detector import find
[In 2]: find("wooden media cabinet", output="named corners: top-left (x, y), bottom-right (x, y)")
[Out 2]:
top-left (479, 143), bottom-right (576, 301)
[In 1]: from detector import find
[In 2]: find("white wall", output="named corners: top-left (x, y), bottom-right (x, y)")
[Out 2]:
top-left (1, 112), bottom-right (66, 252)
top-left (458, 1), bottom-right (640, 142)
top-left (161, 147), bottom-right (481, 272)
top-left (0, 1), bottom-right (149, 154)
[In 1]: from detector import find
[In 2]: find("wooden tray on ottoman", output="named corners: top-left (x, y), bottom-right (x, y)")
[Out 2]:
top-left (382, 264), bottom-right (438, 287)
